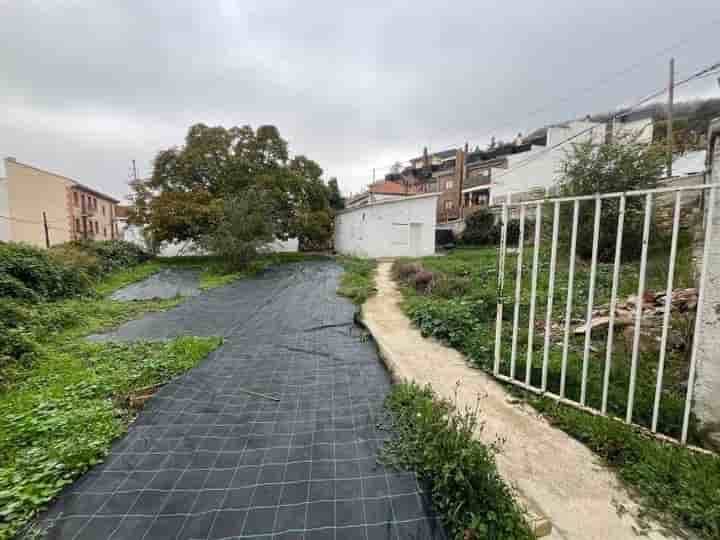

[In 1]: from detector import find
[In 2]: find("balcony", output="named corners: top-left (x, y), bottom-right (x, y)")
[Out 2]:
top-left (80, 203), bottom-right (97, 216)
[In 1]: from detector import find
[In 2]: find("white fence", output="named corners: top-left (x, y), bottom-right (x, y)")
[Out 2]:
top-left (494, 183), bottom-right (718, 446)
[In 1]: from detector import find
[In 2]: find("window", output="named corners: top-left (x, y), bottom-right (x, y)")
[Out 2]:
top-left (94, 221), bottom-right (99, 233)
top-left (102, 205), bottom-right (106, 216)
top-left (73, 192), bottom-right (79, 206)
top-left (446, 180), bottom-right (454, 189)
top-left (444, 200), bottom-right (453, 210)
top-left (103, 227), bottom-right (107, 238)
top-left (75, 218), bottom-right (81, 231)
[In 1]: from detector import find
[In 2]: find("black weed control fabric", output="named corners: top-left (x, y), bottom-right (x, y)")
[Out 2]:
top-left (37, 262), bottom-right (445, 540)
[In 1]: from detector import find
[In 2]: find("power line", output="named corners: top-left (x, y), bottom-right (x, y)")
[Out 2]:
top-left (485, 58), bottom-right (720, 186)
top-left (363, 18), bottom-right (720, 178)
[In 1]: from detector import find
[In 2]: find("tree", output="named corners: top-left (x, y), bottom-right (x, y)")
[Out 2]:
top-left (197, 188), bottom-right (277, 269)
top-left (327, 177), bottom-right (345, 210)
top-left (559, 136), bottom-right (665, 262)
top-left (129, 123), bottom-right (334, 260)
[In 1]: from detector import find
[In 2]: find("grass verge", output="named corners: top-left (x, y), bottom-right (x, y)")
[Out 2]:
top-left (531, 398), bottom-right (720, 539)
top-left (392, 247), bottom-right (720, 539)
top-left (0, 268), bottom-right (222, 539)
top-left (382, 383), bottom-right (533, 540)
top-left (336, 256), bottom-right (377, 305)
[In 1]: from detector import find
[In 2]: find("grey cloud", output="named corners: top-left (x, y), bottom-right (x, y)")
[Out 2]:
top-left (1, 0), bottom-right (718, 196)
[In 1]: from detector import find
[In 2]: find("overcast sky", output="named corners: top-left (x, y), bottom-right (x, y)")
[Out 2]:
top-left (1, 1), bottom-right (719, 200)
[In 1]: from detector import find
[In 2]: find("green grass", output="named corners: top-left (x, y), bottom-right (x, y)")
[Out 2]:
top-left (383, 383), bottom-right (533, 540)
top-left (0, 264), bottom-right (225, 538)
top-left (393, 244), bottom-right (720, 539)
top-left (531, 399), bottom-right (720, 539)
top-left (336, 256), bottom-right (378, 305)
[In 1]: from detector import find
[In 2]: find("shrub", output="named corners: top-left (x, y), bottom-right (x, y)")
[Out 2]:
top-left (49, 244), bottom-right (103, 277)
top-left (383, 383), bottom-right (532, 540)
top-left (559, 137), bottom-right (665, 262)
top-left (392, 262), bottom-right (422, 281)
top-left (411, 270), bottom-right (434, 292)
top-left (0, 301), bottom-right (37, 370)
top-left (0, 242), bottom-right (90, 301)
top-left (461, 208), bottom-right (497, 245)
top-left (59, 240), bottom-right (152, 273)
top-left (429, 273), bottom-right (470, 299)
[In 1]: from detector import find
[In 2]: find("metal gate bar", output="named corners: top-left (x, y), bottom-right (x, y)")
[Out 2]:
top-left (494, 183), bottom-right (719, 446)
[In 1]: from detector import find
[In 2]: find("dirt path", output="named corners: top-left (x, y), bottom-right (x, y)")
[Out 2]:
top-left (362, 261), bottom-right (680, 540)
top-left (37, 262), bottom-right (444, 540)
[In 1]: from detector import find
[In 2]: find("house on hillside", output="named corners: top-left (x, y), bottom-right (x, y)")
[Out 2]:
top-left (462, 120), bottom-right (607, 206)
top-left (611, 108), bottom-right (655, 144)
top-left (0, 157), bottom-right (122, 248)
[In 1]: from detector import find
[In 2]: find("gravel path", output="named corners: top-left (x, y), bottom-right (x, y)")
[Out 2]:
top-left (38, 261), bottom-right (444, 540)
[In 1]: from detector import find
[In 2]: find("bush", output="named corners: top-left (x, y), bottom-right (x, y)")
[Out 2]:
top-left (54, 240), bottom-right (151, 273)
top-left (0, 242), bottom-right (90, 301)
top-left (461, 208), bottom-right (497, 245)
top-left (49, 244), bottom-right (103, 277)
top-left (392, 262), bottom-right (422, 281)
top-left (383, 383), bottom-right (532, 540)
top-left (428, 273), bottom-right (470, 299)
top-left (559, 137), bottom-right (665, 262)
top-left (411, 270), bottom-right (434, 292)
top-left (0, 301), bottom-right (37, 370)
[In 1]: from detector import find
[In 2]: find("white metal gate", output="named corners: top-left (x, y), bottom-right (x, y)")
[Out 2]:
top-left (494, 183), bottom-right (718, 446)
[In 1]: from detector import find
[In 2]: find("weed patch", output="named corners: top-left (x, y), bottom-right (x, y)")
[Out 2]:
top-left (392, 246), bottom-right (713, 538)
top-left (382, 383), bottom-right (532, 540)
top-left (336, 256), bottom-right (377, 304)
top-left (531, 398), bottom-right (720, 539)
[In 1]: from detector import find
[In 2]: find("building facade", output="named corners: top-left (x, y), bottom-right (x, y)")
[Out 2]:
top-left (0, 157), bottom-right (121, 248)
top-left (335, 193), bottom-right (439, 258)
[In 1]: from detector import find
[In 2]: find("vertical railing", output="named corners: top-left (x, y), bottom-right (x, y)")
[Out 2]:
top-left (492, 183), bottom-right (718, 447)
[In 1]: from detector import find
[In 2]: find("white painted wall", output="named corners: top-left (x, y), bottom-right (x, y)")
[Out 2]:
top-left (335, 193), bottom-right (438, 258)
top-left (0, 178), bottom-right (9, 242)
top-left (121, 222), bottom-right (298, 257)
top-left (491, 121), bottom-right (606, 202)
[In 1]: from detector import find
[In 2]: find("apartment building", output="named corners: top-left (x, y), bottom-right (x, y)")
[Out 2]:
top-left (0, 157), bottom-right (121, 248)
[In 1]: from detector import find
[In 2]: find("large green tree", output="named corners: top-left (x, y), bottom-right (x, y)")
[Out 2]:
top-left (130, 123), bottom-right (334, 257)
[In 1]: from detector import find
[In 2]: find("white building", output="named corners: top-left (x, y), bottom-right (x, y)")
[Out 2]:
top-left (463, 120), bottom-right (607, 204)
top-left (335, 193), bottom-right (439, 258)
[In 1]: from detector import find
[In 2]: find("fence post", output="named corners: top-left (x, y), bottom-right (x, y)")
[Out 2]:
top-left (690, 123), bottom-right (720, 446)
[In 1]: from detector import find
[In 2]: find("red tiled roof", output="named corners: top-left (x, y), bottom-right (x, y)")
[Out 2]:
top-left (367, 181), bottom-right (418, 195)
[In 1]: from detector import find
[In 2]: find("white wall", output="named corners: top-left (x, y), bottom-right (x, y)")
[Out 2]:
top-left (121, 222), bottom-right (298, 257)
top-left (0, 178), bottom-right (9, 241)
top-left (492, 121), bottom-right (606, 202)
top-left (335, 193), bottom-right (438, 258)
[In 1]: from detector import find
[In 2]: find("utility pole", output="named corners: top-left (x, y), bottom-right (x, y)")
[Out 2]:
top-left (667, 58), bottom-right (675, 177)
top-left (132, 159), bottom-right (139, 183)
top-left (42, 211), bottom-right (50, 248)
